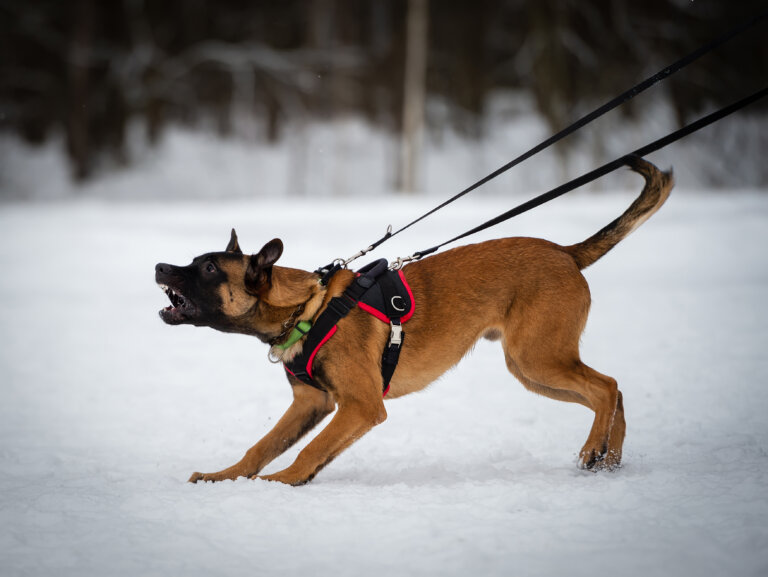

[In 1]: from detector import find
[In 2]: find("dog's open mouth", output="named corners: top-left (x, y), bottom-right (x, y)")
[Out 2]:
top-left (158, 283), bottom-right (193, 324)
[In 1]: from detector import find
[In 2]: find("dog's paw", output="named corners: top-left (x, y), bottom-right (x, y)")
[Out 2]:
top-left (257, 471), bottom-right (311, 486)
top-left (188, 471), bottom-right (206, 483)
top-left (601, 448), bottom-right (623, 471)
top-left (188, 471), bottom-right (229, 483)
top-left (578, 448), bottom-right (622, 472)
top-left (578, 448), bottom-right (604, 471)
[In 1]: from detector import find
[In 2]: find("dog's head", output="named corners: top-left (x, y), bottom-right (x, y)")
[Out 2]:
top-left (155, 230), bottom-right (318, 341)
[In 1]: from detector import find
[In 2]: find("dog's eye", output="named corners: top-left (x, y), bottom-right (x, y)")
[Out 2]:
top-left (205, 262), bottom-right (217, 273)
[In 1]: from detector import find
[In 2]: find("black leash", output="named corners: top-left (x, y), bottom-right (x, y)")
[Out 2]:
top-left (389, 85), bottom-right (767, 264)
top-left (338, 9), bottom-right (767, 267)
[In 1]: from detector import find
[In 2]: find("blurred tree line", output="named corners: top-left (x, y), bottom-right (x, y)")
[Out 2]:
top-left (1, 0), bottom-right (766, 182)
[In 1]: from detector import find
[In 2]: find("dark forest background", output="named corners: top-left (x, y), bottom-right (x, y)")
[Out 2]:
top-left (1, 0), bottom-right (766, 187)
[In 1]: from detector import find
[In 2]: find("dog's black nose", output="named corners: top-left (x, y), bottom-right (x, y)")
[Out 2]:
top-left (156, 263), bottom-right (172, 274)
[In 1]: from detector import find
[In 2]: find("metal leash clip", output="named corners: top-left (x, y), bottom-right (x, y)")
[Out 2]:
top-left (389, 252), bottom-right (420, 270)
top-left (341, 225), bottom-right (392, 268)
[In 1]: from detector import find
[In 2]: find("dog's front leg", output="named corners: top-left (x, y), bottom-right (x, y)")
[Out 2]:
top-left (259, 394), bottom-right (387, 486)
top-left (189, 381), bottom-right (334, 483)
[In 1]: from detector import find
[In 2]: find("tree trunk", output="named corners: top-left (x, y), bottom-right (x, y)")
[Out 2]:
top-left (398, 0), bottom-right (429, 194)
top-left (66, 0), bottom-right (93, 182)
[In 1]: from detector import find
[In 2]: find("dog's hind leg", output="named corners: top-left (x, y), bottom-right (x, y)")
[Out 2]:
top-left (505, 348), bottom-right (624, 469)
top-left (501, 272), bottom-right (626, 470)
top-left (189, 381), bottom-right (335, 483)
top-left (505, 346), bottom-right (625, 470)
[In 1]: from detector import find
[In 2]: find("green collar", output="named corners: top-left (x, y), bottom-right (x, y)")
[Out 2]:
top-left (274, 320), bottom-right (312, 350)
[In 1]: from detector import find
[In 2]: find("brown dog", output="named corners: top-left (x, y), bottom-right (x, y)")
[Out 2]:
top-left (155, 156), bottom-right (672, 485)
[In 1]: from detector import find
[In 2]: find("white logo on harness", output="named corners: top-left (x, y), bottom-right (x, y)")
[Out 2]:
top-left (391, 296), bottom-right (406, 312)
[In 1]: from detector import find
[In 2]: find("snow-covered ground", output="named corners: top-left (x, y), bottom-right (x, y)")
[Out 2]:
top-left (1, 162), bottom-right (767, 576)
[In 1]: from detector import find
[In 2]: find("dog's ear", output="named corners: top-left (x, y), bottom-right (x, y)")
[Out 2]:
top-left (245, 238), bottom-right (283, 292)
top-left (225, 228), bottom-right (242, 254)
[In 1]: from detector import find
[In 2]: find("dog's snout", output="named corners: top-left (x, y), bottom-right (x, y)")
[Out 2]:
top-left (155, 263), bottom-right (178, 282)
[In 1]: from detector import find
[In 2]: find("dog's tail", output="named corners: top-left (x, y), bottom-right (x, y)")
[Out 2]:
top-left (566, 156), bottom-right (674, 270)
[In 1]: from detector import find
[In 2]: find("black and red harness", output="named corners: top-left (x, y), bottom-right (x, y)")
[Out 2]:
top-left (283, 259), bottom-right (414, 397)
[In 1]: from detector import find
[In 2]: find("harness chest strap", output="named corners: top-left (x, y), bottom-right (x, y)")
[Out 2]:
top-left (282, 259), bottom-right (414, 396)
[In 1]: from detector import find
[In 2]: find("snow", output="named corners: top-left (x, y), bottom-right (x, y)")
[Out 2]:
top-left (2, 166), bottom-right (768, 576)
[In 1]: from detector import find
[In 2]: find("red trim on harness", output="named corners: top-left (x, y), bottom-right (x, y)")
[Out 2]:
top-left (307, 325), bottom-right (337, 379)
top-left (398, 269), bottom-right (415, 323)
top-left (357, 301), bottom-right (389, 322)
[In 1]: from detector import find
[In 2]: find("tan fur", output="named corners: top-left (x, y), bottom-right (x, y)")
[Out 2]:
top-left (216, 258), bottom-right (254, 317)
top-left (186, 157), bottom-right (672, 485)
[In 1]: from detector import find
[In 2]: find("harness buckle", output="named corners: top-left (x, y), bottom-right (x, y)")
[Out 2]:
top-left (389, 322), bottom-right (403, 346)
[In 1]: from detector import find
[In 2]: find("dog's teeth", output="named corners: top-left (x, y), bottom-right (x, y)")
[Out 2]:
top-left (160, 284), bottom-right (187, 310)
